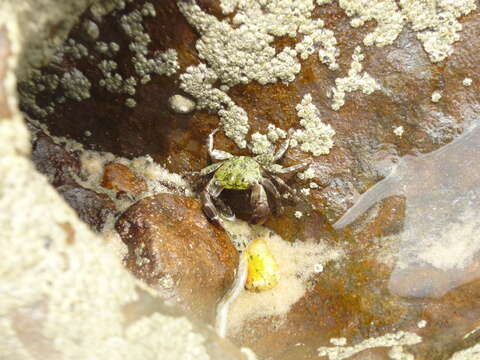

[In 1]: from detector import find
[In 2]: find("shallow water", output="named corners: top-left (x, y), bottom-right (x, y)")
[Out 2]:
top-left (335, 124), bottom-right (480, 298)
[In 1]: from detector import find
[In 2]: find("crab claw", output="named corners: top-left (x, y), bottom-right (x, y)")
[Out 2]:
top-left (250, 183), bottom-right (270, 225)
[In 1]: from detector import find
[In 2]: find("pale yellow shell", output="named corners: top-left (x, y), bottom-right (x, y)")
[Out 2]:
top-left (245, 238), bottom-right (280, 291)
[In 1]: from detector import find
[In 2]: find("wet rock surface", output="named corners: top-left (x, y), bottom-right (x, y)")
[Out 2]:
top-left (17, 0), bottom-right (480, 359)
top-left (57, 184), bottom-right (116, 231)
top-left (31, 131), bottom-right (117, 231)
top-left (116, 193), bottom-right (239, 324)
top-left (31, 133), bottom-right (80, 187)
top-left (101, 162), bottom-right (147, 195)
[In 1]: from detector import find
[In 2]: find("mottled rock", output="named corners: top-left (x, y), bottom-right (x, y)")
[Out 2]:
top-left (31, 133), bottom-right (80, 186)
top-left (57, 184), bottom-right (116, 231)
top-left (101, 162), bottom-right (147, 195)
top-left (30, 131), bottom-right (118, 232)
top-left (116, 193), bottom-right (239, 323)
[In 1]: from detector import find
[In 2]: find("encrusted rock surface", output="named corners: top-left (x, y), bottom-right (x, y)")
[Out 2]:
top-left (19, 0), bottom-right (480, 228)
top-left (116, 193), bottom-right (239, 323)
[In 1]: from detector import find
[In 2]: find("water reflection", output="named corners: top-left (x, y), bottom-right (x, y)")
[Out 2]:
top-left (334, 124), bottom-right (480, 298)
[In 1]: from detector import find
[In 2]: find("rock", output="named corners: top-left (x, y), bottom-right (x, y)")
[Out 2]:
top-left (31, 132), bottom-right (118, 232)
top-left (57, 184), bottom-right (116, 231)
top-left (31, 133), bottom-right (80, 186)
top-left (101, 162), bottom-right (147, 195)
top-left (16, 0), bottom-right (480, 358)
top-left (116, 193), bottom-right (239, 323)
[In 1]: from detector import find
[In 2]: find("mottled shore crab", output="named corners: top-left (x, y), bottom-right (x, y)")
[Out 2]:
top-left (199, 129), bottom-right (307, 225)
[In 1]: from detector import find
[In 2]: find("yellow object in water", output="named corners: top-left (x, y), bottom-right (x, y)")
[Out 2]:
top-left (245, 238), bottom-right (280, 291)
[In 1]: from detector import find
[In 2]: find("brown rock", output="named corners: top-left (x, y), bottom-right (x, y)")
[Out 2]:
top-left (115, 193), bottom-right (239, 323)
top-left (101, 162), bottom-right (147, 195)
top-left (57, 184), bottom-right (116, 231)
top-left (31, 134), bottom-right (80, 187)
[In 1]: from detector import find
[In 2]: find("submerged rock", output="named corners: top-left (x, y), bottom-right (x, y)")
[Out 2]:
top-left (101, 162), bottom-right (147, 195)
top-left (116, 193), bottom-right (239, 323)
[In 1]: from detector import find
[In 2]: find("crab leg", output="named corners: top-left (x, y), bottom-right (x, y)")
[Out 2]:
top-left (269, 174), bottom-right (303, 202)
top-left (250, 183), bottom-right (270, 225)
top-left (262, 178), bottom-right (284, 215)
top-left (201, 178), bottom-right (224, 225)
top-left (199, 161), bottom-right (223, 176)
top-left (272, 138), bottom-right (290, 162)
top-left (271, 162), bottom-right (310, 174)
top-left (208, 128), bottom-right (234, 162)
top-left (269, 174), bottom-right (294, 194)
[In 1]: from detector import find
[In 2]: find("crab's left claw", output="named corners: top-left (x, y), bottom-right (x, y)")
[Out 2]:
top-left (250, 183), bottom-right (270, 225)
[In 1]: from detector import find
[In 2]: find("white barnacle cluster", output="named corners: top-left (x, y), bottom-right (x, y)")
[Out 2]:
top-left (90, 0), bottom-right (135, 20)
top-left (119, 3), bottom-right (179, 85)
top-left (331, 46), bottom-right (381, 111)
top-left (20, 70), bottom-right (60, 118)
top-left (298, 166), bottom-right (316, 180)
top-left (20, 1), bottom-right (180, 115)
top-left (267, 124), bottom-right (287, 143)
top-left (95, 41), bottom-right (120, 57)
top-left (50, 38), bottom-right (89, 63)
top-left (93, 2), bottom-right (178, 106)
top-left (250, 132), bottom-right (273, 155)
top-left (292, 93), bottom-right (335, 156)
top-left (400, 0), bottom-right (476, 62)
top-left (180, 63), bottom-right (250, 148)
top-left (243, 125), bottom-right (287, 156)
top-left (60, 69), bottom-right (92, 102)
top-left (177, 0), bottom-right (340, 148)
top-left (338, 0), bottom-right (405, 47)
top-left (98, 60), bottom-right (137, 95)
top-left (463, 77), bottom-right (473, 87)
top-left (335, 0), bottom-right (475, 62)
top-left (175, 0), bottom-right (474, 150)
top-left (20, 36), bottom-right (93, 117)
top-left (125, 98), bottom-right (137, 108)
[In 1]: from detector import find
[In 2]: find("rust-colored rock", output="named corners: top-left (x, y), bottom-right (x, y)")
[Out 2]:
top-left (57, 184), bottom-right (116, 231)
top-left (115, 193), bottom-right (239, 323)
top-left (101, 162), bottom-right (147, 195)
